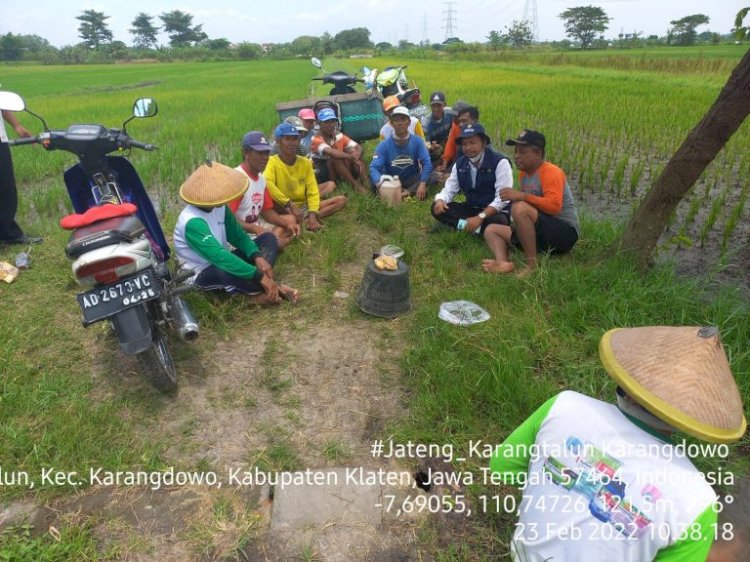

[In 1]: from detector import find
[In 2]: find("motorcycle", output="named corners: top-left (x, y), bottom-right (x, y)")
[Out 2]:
top-left (309, 56), bottom-right (366, 96)
top-left (0, 91), bottom-right (198, 392)
top-left (362, 64), bottom-right (429, 119)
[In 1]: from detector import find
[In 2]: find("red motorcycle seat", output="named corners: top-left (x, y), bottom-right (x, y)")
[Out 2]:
top-left (60, 203), bottom-right (138, 230)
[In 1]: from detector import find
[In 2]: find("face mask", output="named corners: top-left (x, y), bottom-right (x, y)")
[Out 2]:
top-left (469, 153), bottom-right (483, 165)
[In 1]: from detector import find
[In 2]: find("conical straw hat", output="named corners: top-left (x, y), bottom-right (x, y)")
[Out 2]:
top-left (180, 160), bottom-right (249, 207)
top-left (600, 326), bottom-right (746, 444)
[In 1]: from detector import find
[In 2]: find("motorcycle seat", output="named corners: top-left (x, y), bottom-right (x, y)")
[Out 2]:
top-left (66, 214), bottom-right (146, 259)
top-left (60, 203), bottom-right (138, 230)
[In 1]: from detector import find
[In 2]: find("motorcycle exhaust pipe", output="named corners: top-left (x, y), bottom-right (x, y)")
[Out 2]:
top-left (171, 296), bottom-right (199, 342)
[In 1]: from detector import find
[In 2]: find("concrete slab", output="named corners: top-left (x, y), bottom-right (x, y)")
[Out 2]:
top-left (270, 468), bottom-right (382, 530)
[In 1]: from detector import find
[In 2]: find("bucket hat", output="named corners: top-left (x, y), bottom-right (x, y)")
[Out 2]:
top-left (457, 122), bottom-right (491, 144)
top-left (179, 160), bottom-right (249, 207)
top-left (599, 326), bottom-right (746, 443)
top-left (284, 116), bottom-right (308, 133)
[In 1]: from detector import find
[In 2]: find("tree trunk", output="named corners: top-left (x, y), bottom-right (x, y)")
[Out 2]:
top-left (618, 47), bottom-right (750, 267)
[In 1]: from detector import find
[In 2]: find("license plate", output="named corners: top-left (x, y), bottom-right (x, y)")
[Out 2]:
top-left (76, 269), bottom-right (161, 325)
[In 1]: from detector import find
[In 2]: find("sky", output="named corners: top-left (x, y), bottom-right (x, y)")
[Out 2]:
top-left (2, 1), bottom-right (747, 47)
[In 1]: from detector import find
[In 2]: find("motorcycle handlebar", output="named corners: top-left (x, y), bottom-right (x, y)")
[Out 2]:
top-left (126, 139), bottom-right (157, 151)
top-left (8, 136), bottom-right (40, 146)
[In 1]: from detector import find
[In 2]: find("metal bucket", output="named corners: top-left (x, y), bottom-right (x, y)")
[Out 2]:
top-left (356, 259), bottom-right (411, 318)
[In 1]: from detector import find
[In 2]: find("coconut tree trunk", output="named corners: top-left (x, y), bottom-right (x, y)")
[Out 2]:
top-left (618, 47), bottom-right (750, 267)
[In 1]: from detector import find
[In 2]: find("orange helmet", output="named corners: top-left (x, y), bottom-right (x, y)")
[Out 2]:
top-left (382, 95), bottom-right (400, 113)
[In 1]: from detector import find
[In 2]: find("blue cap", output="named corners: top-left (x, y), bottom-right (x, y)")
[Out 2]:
top-left (317, 107), bottom-right (338, 122)
top-left (457, 122), bottom-right (490, 144)
top-left (274, 122), bottom-right (300, 138)
top-left (242, 131), bottom-right (271, 151)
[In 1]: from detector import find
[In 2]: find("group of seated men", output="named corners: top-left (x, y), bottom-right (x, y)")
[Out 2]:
top-left (174, 91), bottom-right (581, 304)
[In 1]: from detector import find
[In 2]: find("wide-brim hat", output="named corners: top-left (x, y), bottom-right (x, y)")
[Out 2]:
top-left (599, 326), bottom-right (746, 444)
top-left (179, 160), bottom-right (249, 207)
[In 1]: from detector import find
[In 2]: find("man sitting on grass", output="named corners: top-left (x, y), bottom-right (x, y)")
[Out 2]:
top-left (370, 106), bottom-right (432, 201)
top-left (174, 161), bottom-right (298, 304)
top-left (431, 122), bottom-right (512, 235)
top-left (230, 131), bottom-right (300, 249)
top-left (265, 122), bottom-right (346, 232)
top-left (482, 130), bottom-right (579, 277)
top-left (310, 108), bottom-right (369, 194)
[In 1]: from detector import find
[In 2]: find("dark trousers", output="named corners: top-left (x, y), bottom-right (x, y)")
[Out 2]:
top-left (431, 201), bottom-right (510, 233)
top-left (0, 142), bottom-right (24, 241)
top-left (194, 232), bottom-right (278, 295)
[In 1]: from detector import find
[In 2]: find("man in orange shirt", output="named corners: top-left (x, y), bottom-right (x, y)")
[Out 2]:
top-left (482, 130), bottom-right (579, 277)
top-left (310, 107), bottom-right (369, 194)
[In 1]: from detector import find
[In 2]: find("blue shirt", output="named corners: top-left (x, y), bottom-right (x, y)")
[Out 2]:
top-left (369, 135), bottom-right (432, 186)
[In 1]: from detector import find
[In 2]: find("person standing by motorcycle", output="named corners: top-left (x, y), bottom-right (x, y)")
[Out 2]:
top-left (174, 161), bottom-right (298, 304)
top-left (310, 108), bottom-right (369, 195)
top-left (0, 107), bottom-right (41, 245)
top-left (230, 131), bottom-right (300, 249)
top-left (370, 107), bottom-right (432, 200)
top-left (265, 122), bottom-right (346, 232)
top-left (421, 91), bottom-right (455, 163)
top-left (379, 96), bottom-right (426, 141)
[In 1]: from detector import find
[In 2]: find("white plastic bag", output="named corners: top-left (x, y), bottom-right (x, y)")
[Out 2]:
top-left (438, 301), bottom-right (490, 326)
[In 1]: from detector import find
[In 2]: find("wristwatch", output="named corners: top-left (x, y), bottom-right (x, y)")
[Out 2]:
top-left (478, 212), bottom-right (487, 220)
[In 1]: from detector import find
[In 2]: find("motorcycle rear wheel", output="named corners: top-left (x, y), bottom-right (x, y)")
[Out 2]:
top-left (137, 331), bottom-right (177, 392)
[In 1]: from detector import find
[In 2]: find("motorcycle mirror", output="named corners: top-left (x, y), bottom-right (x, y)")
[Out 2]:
top-left (133, 98), bottom-right (158, 118)
top-left (311, 57), bottom-right (322, 69)
top-left (361, 66), bottom-right (371, 75)
top-left (0, 91), bottom-right (25, 112)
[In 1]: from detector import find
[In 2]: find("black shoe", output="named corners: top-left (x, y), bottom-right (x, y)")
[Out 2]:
top-left (0, 234), bottom-right (43, 246)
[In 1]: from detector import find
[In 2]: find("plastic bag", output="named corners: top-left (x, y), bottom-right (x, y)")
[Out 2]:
top-left (438, 300), bottom-right (490, 326)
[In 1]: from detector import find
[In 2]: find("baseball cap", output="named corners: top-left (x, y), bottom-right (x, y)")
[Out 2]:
top-left (389, 106), bottom-right (411, 119)
top-left (274, 122), bottom-right (300, 138)
top-left (317, 107), bottom-right (338, 122)
top-left (506, 129), bottom-right (546, 151)
top-left (429, 91), bottom-right (446, 105)
top-left (241, 131), bottom-right (271, 151)
top-left (298, 108), bottom-right (316, 120)
top-left (284, 115), bottom-right (308, 133)
top-left (457, 122), bottom-right (490, 144)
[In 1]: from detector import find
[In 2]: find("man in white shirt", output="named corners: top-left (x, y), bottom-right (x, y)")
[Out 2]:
top-left (432, 122), bottom-right (512, 239)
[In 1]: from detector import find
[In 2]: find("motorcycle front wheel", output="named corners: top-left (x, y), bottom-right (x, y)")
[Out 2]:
top-left (137, 330), bottom-right (177, 392)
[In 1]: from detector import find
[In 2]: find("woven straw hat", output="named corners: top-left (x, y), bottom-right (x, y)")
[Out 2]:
top-left (600, 326), bottom-right (746, 443)
top-left (179, 161), bottom-right (249, 207)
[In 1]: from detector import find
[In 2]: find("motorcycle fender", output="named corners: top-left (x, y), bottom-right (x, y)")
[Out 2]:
top-left (110, 304), bottom-right (153, 354)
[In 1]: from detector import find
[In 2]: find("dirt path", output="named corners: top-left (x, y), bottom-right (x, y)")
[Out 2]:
top-left (1, 222), bottom-right (437, 561)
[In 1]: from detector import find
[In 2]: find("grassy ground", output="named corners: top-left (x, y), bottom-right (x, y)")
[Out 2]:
top-left (1, 51), bottom-right (749, 559)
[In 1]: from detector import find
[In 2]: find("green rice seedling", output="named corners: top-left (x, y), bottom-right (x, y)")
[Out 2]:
top-left (629, 160), bottom-right (645, 196)
top-left (613, 155), bottom-right (629, 196)
top-left (721, 183), bottom-right (749, 254)
top-left (699, 190), bottom-right (727, 247)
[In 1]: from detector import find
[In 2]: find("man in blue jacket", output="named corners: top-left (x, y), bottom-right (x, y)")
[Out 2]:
top-left (370, 106), bottom-right (432, 200)
top-left (431, 122), bottom-right (512, 235)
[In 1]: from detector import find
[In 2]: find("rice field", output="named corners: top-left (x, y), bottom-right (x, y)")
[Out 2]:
top-left (4, 47), bottom-right (749, 273)
top-left (2, 49), bottom-right (749, 559)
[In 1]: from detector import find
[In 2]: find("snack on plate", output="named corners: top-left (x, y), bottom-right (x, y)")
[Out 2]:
top-left (374, 255), bottom-right (398, 271)
top-left (0, 261), bottom-right (20, 283)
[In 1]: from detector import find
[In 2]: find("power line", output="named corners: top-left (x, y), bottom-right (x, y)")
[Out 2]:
top-left (523, 0), bottom-right (539, 42)
top-left (443, 1), bottom-right (457, 40)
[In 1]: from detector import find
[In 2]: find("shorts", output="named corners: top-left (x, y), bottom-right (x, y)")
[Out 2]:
top-left (511, 212), bottom-right (578, 254)
top-left (313, 159), bottom-right (330, 183)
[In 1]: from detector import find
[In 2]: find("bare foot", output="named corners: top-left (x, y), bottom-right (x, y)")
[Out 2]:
top-left (246, 293), bottom-right (279, 305)
top-left (278, 284), bottom-right (300, 304)
top-left (516, 265), bottom-right (538, 278)
top-left (482, 259), bottom-right (515, 274)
